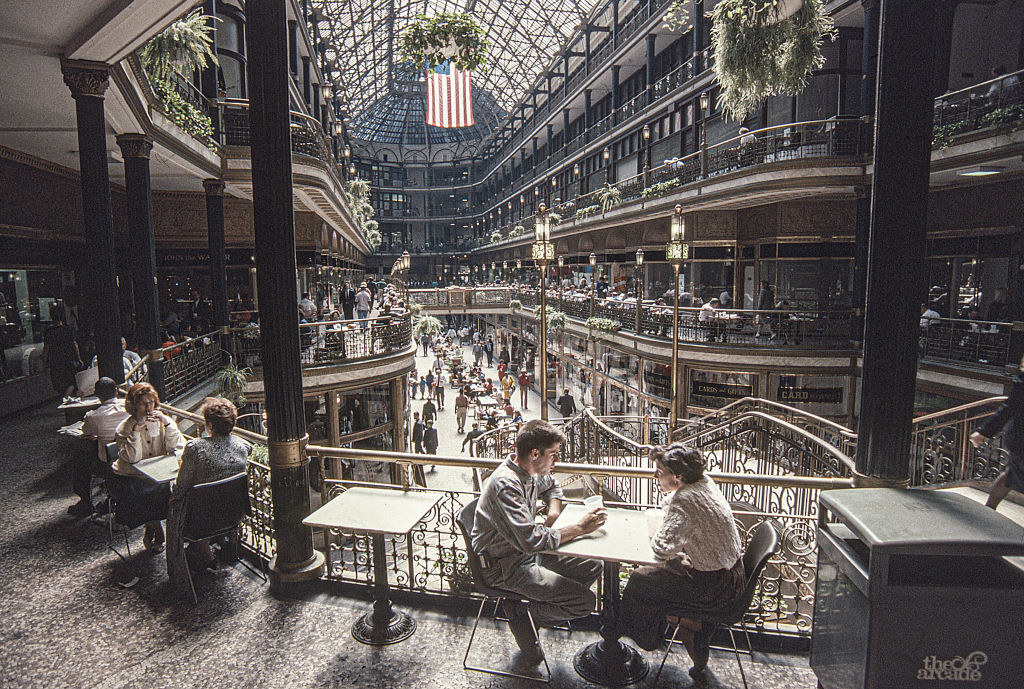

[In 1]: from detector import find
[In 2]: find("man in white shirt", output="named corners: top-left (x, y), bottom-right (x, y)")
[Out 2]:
top-left (355, 284), bottom-right (372, 320)
top-left (69, 377), bottom-right (128, 517)
top-left (920, 303), bottom-right (941, 329)
top-left (699, 298), bottom-right (722, 342)
top-left (299, 292), bottom-right (317, 320)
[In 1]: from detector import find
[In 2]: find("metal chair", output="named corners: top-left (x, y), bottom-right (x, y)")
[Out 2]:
top-left (102, 441), bottom-right (135, 561)
top-left (455, 499), bottom-right (551, 683)
top-left (653, 521), bottom-right (780, 689)
top-left (179, 472), bottom-right (265, 603)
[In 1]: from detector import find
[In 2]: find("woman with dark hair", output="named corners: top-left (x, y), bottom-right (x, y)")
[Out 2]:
top-left (113, 382), bottom-right (184, 551)
top-left (167, 397), bottom-right (250, 592)
top-left (617, 443), bottom-right (744, 663)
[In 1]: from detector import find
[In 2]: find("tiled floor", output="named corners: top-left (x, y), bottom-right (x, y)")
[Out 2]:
top-left (0, 393), bottom-right (817, 689)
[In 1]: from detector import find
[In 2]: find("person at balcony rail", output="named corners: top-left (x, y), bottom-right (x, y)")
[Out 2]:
top-left (971, 361), bottom-right (1024, 510)
top-left (462, 422), bottom-right (485, 456)
top-left (617, 443), bottom-right (744, 662)
top-left (167, 397), bottom-right (250, 592)
top-left (471, 420), bottom-right (606, 663)
top-left (987, 66), bottom-right (1020, 98)
top-left (986, 286), bottom-right (1010, 323)
top-left (920, 303), bottom-right (941, 329)
top-left (112, 382), bottom-right (184, 553)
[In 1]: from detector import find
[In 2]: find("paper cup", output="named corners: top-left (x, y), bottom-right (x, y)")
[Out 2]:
top-left (583, 495), bottom-right (604, 510)
top-left (146, 420), bottom-right (161, 437)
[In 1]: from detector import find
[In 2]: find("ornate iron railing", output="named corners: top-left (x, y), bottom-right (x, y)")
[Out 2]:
top-left (675, 397), bottom-right (859, 460)
top-left (159, 329), bottom-right (227, 400)
top-left (919, 317), bottom-right (1013, 368)
top-left (232, 313), bottom-right (412, 369)
top-left (910, 396), bottom-right (1010, 486)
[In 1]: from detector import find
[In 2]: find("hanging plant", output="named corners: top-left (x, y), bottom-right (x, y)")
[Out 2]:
top-left (490, 231), bottom-right (502, 243)
top-left (410, 303), bottom-right (423, 316)
top-left (412, 315), bottom-right (444, 339)
top-left (139, 10), bottom-right (217, 82)
top-left (509, 299), bottom-right (523, 311)
top-left (549, 211), bottom-right (563, 225)
top-left (398, 13), bottom-right (490, 72)
top-left (710, 0), bottom-right (836, 120)
top-left (598, 183), bottom-right (622, 213)
top-left (663, 1), bottom-right (691, 33)
top-left (586, 317), bottom-right (621, 336)
top-left (546, 310), bottom-right (568, 332)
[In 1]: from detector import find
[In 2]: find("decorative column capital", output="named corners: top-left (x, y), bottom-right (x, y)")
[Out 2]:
top-left (61, 59), bottom-right (109, 99)
top-left (115, 134), bottom-right (153, 159)
top-left (203, 178), bottom-right (226, 196)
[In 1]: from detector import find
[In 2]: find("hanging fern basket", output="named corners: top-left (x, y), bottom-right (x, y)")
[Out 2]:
top-left (710, 0), bottom-right (836, 119)
top-left (398, 13), bottom-right (490, 72)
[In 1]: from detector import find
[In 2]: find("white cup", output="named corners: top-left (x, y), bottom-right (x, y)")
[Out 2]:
top-left (583, 495), bottom-right (604, 510)
top-left (146, 419), bottom-right (161, 437)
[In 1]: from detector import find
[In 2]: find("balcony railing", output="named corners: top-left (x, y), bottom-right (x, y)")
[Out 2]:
top-left (911, 396), bottom-right (1010, 486)
top-left (933, 68), bottom-right (1024, 142)
top-left (919, 317), bottom-right (1013, 368)
top-left (218, 100), bottom-right (343, 178)
top-left (232, 313), bottom-right (412, 369)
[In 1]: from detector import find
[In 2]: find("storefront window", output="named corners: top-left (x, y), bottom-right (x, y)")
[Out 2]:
top-left (759, 258), bottom-right (853, 310)
top-left (1, 268), bottom-right (63, 349)
top-left (642, 360), bottom-right (672, 400)
top-left (684, 260), bottom-right (734, 306)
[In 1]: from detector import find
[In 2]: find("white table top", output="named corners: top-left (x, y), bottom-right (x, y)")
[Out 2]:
top-left (57, 396), bottom-right (102, 410)
top-left (547, 504), bottom-right (659, 566)
top-left (303, 487), bottom-right (442, 535)
top-left (58, 420), bottom-right (85, 436)
top-left (133, 453), bottom-right (182, 483)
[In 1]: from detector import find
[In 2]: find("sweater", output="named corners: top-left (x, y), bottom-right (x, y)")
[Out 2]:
top-left (650, 476), bottom-right (742, 571)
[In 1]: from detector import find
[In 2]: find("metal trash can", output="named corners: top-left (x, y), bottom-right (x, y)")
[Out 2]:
top-left (812, 488), bottom-right (1024, 689)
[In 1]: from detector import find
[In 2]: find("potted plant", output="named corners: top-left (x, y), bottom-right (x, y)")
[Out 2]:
top-left (212, 363), bottom-right (251, 407)
top-left (397, 13), bottom-right (490, 72)
top-left (509, 299), bottom-right (523, 311)
top-left (709, 0), bottom-right (836, 119)
top-left (490, 231), bottom-right (502, 243)
top-left (547, 310), bottom-right (568, 352)
top-left (598, 183), bottom-right (622, 213)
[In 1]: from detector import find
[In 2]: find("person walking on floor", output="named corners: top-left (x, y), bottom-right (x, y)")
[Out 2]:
top-left (971, 362), bottom-right (1024, 510)
top-left (518, 368), bottom-right (531, 410)
top-left (455, 388), bottom-right (470, 433)
top-left (355, 283), bottom-right (372, 320)
top-left (557, 388), bottom-right (577, 419)
top-left (462, 422), bottom-right (485, 456)
top-left (419, 332), bottom-right (431, 356)
top-left (435, 370), bottom-right (446, 410)
top-left (485, 337), bottom-right (494, 367)
top-left (423, 419), bottom-right (439, 472)
top-left (341, 281), bottom-right (356, 321)
top-left (411, 411), bottom-right (425, 454)
top-left (422, 397), bottom-right (437, 425)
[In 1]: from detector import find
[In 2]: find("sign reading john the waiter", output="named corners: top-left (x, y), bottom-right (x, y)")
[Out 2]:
top-left (777, 386), bottom-right (844, 404)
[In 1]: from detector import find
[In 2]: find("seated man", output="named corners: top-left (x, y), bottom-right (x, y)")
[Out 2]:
top-left (69, 377), bottom-right (128, 516)
top-left (471, 419), bottom-right (606, 663)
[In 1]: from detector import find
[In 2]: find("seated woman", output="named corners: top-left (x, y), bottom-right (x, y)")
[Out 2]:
top-left (112, 382), bottom-right (185, 551)
top-left (617, 443), bottom-right (744, 663)
top-left (167, 397), bottom-right (251, 591)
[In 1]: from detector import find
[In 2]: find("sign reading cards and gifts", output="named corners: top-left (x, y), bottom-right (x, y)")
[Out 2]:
top-left (692, 381), bottom-right (754, 399)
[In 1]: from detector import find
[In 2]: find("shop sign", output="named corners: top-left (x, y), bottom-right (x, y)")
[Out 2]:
top-left (691, 381), bottom-right (753, 399)
top-left (777, 386), bottom-right (844, 404)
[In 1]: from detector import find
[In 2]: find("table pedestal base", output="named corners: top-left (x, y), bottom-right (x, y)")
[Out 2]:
top-left (352, 609), bottom-right (416, 645)
top-left (573, 639), bottom-right (649, 686)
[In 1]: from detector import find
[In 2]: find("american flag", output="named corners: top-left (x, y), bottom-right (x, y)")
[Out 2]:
top-left (426, 62), bottom-right (474, 128)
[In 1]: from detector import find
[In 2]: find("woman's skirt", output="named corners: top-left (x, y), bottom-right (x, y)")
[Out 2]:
top-left (618, 559), bottom-right (746, 651)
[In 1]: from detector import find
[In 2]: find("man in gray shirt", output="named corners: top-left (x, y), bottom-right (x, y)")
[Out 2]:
top-left (471, 419), bottom-right (606, 662)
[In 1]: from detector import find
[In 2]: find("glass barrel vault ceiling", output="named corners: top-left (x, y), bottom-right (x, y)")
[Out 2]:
top-left (310, 0), bottom-right (601, 145)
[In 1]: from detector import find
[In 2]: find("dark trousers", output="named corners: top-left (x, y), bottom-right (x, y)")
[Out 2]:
top-left (436, 387), bottom-right (445, 409)
top-left (72, 450), bottom-right (115, 506)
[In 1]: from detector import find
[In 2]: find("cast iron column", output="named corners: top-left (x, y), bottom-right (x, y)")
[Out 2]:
top-left (62, 60), bottom-right (123, 384)
top-left (855, 0), bottom-right (937, 485)
top-left (248, 0), bottom-right (324, 585)
top-left (116, 134), bottom-right (163, 396)
top-left (645, 34), bottom-right (657, 106)
top-left (203, 179), bottom-right (230, 329)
